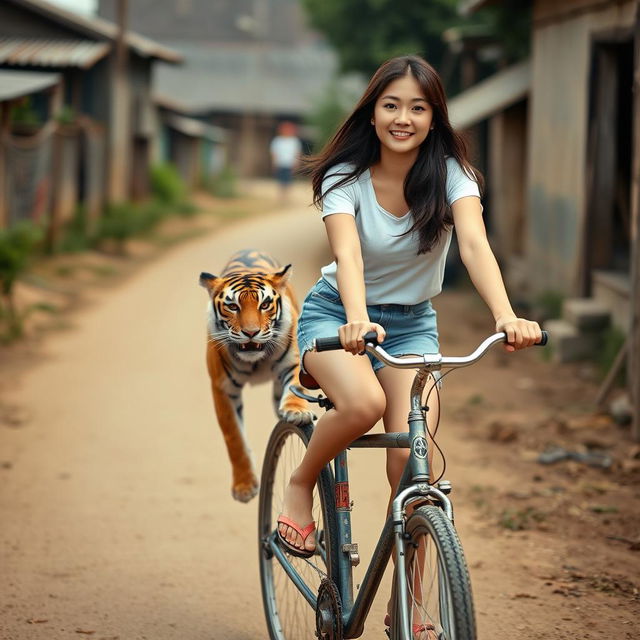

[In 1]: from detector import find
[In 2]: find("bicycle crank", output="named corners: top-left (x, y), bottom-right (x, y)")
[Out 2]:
top-left (315, 578), bottom-right (343, 640)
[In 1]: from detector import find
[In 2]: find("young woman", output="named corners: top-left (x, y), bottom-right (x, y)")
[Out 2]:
top-left (276, 54), bottom-right (541, 632)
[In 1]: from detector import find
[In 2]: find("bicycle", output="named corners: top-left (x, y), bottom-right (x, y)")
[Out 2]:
top-left (258, 330), bottom-right (548, 640)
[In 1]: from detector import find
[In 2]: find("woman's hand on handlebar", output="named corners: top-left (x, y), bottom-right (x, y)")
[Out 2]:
top-left (495, 315), bottom-right (543, 352)
top-left (338, 321), bottom-right (386, 355)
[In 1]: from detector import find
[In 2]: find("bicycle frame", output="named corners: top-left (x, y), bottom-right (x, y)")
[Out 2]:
top-left (266, 363), bottom-right (452, 639)
top-left (263, 331), bottom-right (547, 639)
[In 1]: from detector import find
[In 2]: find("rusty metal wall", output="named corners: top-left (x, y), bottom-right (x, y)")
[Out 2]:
top-left (2, 121), bottom-right (55, 227)
top-left (526, 0), bottom-right (635, 295)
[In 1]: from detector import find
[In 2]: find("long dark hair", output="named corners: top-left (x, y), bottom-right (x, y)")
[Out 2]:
top-left (303, 55), bottom-right (483, 254)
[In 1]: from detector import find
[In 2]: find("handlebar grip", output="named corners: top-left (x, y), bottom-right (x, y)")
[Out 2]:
top-left (536, 330), bottom-right (549, 346)
top-left (315, 336), bottom-right (343, 351)
top-left (315, 331), bottom-right (381, 352)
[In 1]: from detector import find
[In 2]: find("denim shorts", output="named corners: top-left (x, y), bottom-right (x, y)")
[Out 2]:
top-left (297, 278), bottom-right (439, 374)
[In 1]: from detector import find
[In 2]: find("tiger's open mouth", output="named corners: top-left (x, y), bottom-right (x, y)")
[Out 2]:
top-left (238, 342), bottom-right (263, 351)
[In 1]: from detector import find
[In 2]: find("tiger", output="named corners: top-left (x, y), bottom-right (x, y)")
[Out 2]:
top-left (199, 249), bottom-right (314, 503)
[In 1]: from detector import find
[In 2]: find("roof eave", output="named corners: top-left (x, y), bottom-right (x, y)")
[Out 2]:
top-left (459, 0), bottom-right (498, 16)
top-left (7, 0), bottom-right (183, 64)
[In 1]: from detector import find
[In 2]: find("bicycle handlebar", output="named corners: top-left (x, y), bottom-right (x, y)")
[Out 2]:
top-left (314, 330), bottom-right (549, 371)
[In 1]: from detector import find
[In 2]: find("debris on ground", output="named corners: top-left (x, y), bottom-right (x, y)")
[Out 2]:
top-left (537, 445), bottom-right (613, 469)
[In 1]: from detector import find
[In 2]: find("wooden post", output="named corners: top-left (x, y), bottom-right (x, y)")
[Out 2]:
top-left (631, 0), bottom-right (640, 441)
top-left (0, 102), bottom-right (10, 228)
top-left (107, 0), bottom-right (130, 202)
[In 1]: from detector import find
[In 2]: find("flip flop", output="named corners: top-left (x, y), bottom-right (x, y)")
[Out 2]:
top-left (384, 613), bottom-right (437, 639)
top-left (276, 515), bottom-right (316, 558)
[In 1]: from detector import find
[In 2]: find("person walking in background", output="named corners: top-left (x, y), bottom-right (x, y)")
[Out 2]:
top-left (270, 121), bottom-right (302, 204)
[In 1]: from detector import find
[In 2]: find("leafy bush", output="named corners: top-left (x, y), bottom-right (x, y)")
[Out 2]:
top-left (150, 163), bottom-right (186, 205)
top-left (304, 81), bottom-right (351, 150)
top-left (56, 105), bottom-right (76, 126)
top-left (136, 200), bottom-right (171, 232)
top-left (204, 164), bottom-right (238, 199)
top-left (97, 203), bottom-right (141, 253)
top-left (0, 221), bottom-right (44, 340)
top-left (534, 290), bottom-right (564, 321)
top-left (10, 97), bottom-right (42, 127)
top-left (59, 205), bottom-right (94, 253)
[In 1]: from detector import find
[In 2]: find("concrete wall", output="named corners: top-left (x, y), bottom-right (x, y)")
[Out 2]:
top-left (526, 0), bottom-right (635, 295)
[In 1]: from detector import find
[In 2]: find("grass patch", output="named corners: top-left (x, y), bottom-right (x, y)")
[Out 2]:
top-left (588, 504), bottom-right (619, 514)
top-left (498, 507), bottom-right (547, 531)
top-left (467, 393), bottom-right (484, 406)
top-left (85, 264), bottom-right (118, 278)
top-left (534, 290), bottom-right (564, 321)
top-left (597, 325), bottom-right (626, 383)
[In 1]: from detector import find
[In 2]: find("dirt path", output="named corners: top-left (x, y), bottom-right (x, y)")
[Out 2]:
top-left (1, 184), bottom-right (638, 639)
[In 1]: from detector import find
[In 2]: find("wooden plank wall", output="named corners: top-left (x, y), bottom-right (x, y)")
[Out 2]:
top-left (526, 0), bottom-right (635, 294)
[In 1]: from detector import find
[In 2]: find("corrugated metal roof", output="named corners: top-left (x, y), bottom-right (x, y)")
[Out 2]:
top-left (448, 59), bottom-right (531, 129)
top-left (153, 43), bottom-right (365, 116)
top-left (164, 113), bottom-right (227, 143)
top-left (6, 0), bottom-right (183, 64)
top-left (0, 69), bottom-right (60, 101)
top-left (0, 38), bottom-right (110, 69)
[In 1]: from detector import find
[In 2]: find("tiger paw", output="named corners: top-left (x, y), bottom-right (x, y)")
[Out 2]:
top-left (232, 474), bottom-right (259, 503)
top-left (279, 406), bottom-right (316, 425)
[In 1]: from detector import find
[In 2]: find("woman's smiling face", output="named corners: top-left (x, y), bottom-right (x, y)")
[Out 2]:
top-left (372, 71), bottom-right (433, 157)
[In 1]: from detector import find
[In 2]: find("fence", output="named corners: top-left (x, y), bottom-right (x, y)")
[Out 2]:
top-left (1, 118), bottom-right (106, 245)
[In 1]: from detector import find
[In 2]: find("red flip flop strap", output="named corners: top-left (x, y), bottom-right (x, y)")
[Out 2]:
top-left (277, 515), bottom-right (316, 539)
top-left (413, 623), bottom-right (436, 633)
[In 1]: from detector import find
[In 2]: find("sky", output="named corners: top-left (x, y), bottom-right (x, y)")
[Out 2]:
top-left (47, 0), bottom-right (97, 16)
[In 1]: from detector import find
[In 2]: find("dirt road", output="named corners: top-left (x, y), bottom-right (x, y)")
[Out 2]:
top-left (1, 187), bottom-right (638, 639)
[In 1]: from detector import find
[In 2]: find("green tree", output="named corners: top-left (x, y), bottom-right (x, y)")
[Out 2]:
top-left (305, 80), bottom-right (360, 150)
top-left (301, 0), bottom-right (530, 83)
top-left (302, 0), bottom-right (460, 78)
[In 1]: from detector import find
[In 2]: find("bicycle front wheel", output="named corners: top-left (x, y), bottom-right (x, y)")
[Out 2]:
top-left (258, 420), bottom-right (337, 640)
top-left (391, 505), bottom-right (476, 640)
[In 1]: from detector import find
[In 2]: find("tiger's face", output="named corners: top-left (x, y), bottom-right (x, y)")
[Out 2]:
top-left (200, 266), bottom-right (292, 362)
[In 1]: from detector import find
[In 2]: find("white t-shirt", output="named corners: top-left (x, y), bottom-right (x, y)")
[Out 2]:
top-left (270, 136), bottom-right (302, 168)
top-left (320, 158), bottom-right (481, 305)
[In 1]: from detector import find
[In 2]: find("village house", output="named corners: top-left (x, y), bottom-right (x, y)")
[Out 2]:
top-left (455, 0), bottom-right (639, 437)
top-left (450, 1), bottom-right (635, 344)
top-left (0, 0), bottom-right (183, 239)
top-left (98, 0), bottom-right (364, 178)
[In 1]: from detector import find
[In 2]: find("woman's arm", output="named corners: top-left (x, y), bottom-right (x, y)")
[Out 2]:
top-left (452, 196), bottom-right (541, 351)
top-left (323, 214), bottom-right (386, 353)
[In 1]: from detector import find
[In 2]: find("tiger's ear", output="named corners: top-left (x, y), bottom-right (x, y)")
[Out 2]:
top-left (271, 264), bottom-right (292, 289)
top-left (199, 272), bottom-right (223, 294)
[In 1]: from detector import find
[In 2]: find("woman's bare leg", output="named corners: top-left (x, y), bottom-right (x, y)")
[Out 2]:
top-left (278, 350), bottom-right (386, 553)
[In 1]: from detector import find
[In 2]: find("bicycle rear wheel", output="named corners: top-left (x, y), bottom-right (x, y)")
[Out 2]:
top-left (390, 505), bottom-right (476, 640)
top-left (259, 420), bottom-right (337, 640)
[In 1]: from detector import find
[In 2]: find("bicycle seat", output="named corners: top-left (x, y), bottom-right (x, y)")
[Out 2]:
top-left (299, 370), bottom-right (321, 390)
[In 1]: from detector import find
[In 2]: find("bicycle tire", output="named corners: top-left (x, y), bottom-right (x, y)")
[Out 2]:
top-left (390, 505), bottom-right (476, 640)
top-left (258, 420), bottom-right (338, 640)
